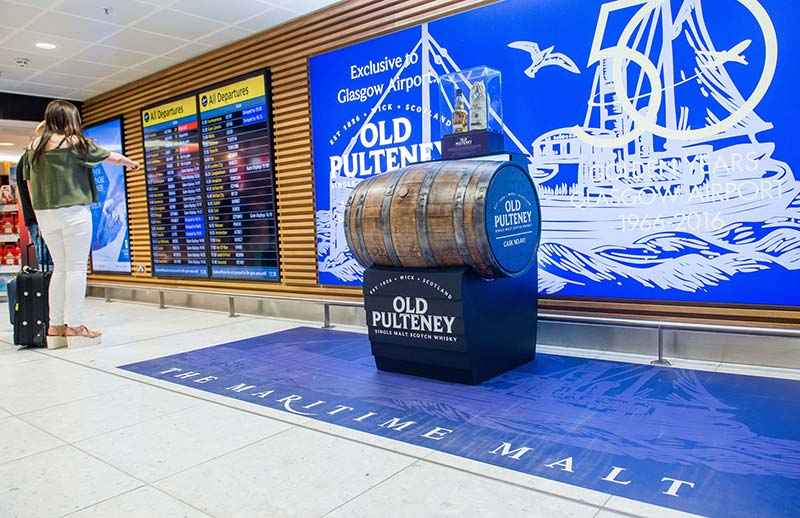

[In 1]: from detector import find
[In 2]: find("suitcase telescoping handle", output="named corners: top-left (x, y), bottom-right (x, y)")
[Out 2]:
top-left (23, 242), bottom-right (50, 273)
top-left (22, 243), bottom-right (34, 274)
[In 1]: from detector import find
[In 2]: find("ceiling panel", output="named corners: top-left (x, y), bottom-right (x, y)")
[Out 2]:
top-left (10, 0), bottom-right (61, 8)
top-left (0, 77), bottom-right (20, 92)
top-left (3, 30), bottom-right (92, 58)
top-left (161, 42), bottom-right (214, 62)
top-left (170, 0), bottom-right (271, 25)
top-left (18, 81), bottom-right (79, 98)
top-left (0, 2), bottom-right (46, 31)
top-left (134, 55), bottom-right (181, 73)
top-left (133, 9), bottom-right (227, 41)
top-left (28, 11), bottom-right (121, 42)
top-left (73, 44), bottom-right (151, 68)
top-left (55, 0), bottom-right (163, 26)
top-left (0, 0), bottom-right (343, 101)
top-left (26, 71), bottom-right (97, 89)
top-left (49, 59), bottom-right (124, 78)
top-left (197, 26), bottom-right (255, 48)
top-left (0, 120), bottom-right (40, 136)
top-left (67, 88), bottom-right (101, 99)
top-left (99, 27), bottom-right (189, 55)
top-left (0, 63), bottom-right (45, 81)
top-left (103, 67), bottom-right (150, 84)
top-left (135, 0), bottom-right (180, 7)
top-left (0, 47), bottom-right (62, 69)
top-left (83, 77), bottom-right (124, 92)
top-left (236, 7), bottom-right (297, 31)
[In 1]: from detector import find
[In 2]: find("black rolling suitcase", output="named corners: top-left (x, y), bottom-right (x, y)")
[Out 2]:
top-left (7, 232), bottom-right (48, 325)
top-left (13, 245), bottom-right (52, 348)
top-left (7, 232), bottom-right (49, 325)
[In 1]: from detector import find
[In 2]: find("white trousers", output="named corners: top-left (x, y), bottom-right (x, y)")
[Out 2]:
top-left (36, 205), bottom-right (92, 327)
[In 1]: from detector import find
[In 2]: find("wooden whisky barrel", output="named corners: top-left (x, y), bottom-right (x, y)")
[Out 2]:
top-left (344, 160), bottom-right (541, 278)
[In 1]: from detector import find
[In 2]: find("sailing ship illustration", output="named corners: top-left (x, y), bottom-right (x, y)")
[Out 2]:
top-left (317, 0), bottom-right (800, 295)
top-left (529, 0), bottom-right (797, 245)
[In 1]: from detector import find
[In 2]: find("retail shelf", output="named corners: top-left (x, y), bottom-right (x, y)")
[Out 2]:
top-left (0, 265), bottom-right (18, 274)
top-left (0, 204), bottom-right (17, 212)
top-left (0, 234), bottom-right (19, 242)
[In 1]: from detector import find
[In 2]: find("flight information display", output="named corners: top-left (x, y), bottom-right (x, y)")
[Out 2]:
top-left (84, 117), bottom-right (132, 274)
top-left (142, 96), bottom-right (208, 278)
top-left (199, 73), bottom-right (280, 280)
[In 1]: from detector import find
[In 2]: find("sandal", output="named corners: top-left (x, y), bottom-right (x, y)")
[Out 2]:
top-left (66, 326), bottom-right (102, 348)
top-left (46, 324), bottom-right (67, 349)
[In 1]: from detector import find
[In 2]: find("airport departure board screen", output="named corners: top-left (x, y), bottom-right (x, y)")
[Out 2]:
top-left (140, 71), bottom-right (280, 281)
top-left (142, 96), bottom-right (208, 278)
top-left (199, 73), bottom-right (279, 280)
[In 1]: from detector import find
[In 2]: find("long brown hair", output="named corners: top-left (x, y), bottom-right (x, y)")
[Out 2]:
top-left (32, 100), bottom-right (90, 163)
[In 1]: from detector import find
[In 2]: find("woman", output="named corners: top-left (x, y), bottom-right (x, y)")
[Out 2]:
top-left (23, 100), bottom-right (139, 348)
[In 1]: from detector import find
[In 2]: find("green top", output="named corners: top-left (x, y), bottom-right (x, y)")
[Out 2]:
top-left (22, 141), bottom-right (111, 210)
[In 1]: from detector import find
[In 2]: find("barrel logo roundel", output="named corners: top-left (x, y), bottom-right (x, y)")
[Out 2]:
top-left (485, 165), bottom-right (540, 275)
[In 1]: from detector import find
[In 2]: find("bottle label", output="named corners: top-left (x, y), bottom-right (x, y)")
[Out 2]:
top-left (453, 91), bottom-right (468, 133)
top-left (469, 81), bottom-right (487, 131)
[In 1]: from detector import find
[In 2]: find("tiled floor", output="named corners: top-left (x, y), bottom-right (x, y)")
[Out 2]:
top-left (0, 298), bottom-right (795, 517)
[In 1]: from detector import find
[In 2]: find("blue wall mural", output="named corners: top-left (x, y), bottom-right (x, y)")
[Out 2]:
top-left (310, 0), bottom-right (800, 306)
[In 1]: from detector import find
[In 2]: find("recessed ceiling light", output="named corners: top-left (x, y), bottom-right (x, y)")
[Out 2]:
top-left (0, 143), bottom-right (14, 147)
top-left (34, 42), bottom-right (57, 50)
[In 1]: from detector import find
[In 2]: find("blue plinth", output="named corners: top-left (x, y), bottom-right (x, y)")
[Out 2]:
top-left (441, 130), bottom-right (505, 159)
top-left (363, 266), bottom-right (538, 384)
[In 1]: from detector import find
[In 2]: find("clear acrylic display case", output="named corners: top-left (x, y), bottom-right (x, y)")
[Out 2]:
top-left (439, 66), bottom-right (503, 136)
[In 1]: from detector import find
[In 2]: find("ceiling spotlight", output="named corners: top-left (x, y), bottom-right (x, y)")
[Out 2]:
top-left (35, 42), bottom-right (57, 50)
top-left (14, 57), bottom-right (29, 67)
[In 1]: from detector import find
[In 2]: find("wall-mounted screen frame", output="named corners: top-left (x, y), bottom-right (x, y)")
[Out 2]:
top-left (141, 94), bottom-right (208, 278)
top-left (198, 71), bottom-right (281, 281)
top-left (139, 70), bottom-right (280, 281)
top-left (84, 116), bottom-right (133, 275)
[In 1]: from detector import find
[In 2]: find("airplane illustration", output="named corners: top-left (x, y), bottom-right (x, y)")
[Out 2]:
top-left (696, 39), bottom-right (751, 67)
top-left (508, 40), bottom-right (580, 78)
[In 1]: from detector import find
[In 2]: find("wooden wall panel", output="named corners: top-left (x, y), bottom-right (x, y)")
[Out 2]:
top-left (81, 0), bottom-right (800, 326)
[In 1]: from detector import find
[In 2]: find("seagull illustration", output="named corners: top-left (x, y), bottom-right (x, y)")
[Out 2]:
top-left (508, 41), bottom-right (580, 78)
top-left (696, 39), bottom-right (751, 67)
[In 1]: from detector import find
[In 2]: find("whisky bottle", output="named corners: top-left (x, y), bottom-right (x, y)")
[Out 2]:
top-left (452, 88), bottom-right (468, 133)
top-left (469, 80), bottom-right (487, 131)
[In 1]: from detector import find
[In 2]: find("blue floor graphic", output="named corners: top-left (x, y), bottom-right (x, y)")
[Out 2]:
top-left (120, 327), bottom-right (800, 517)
